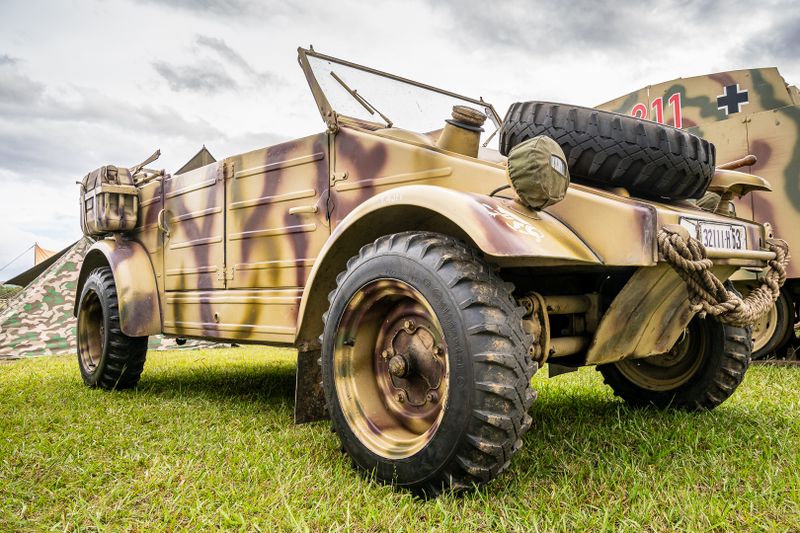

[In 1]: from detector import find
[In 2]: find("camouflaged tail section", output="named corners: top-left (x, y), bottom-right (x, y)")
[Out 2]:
top-left (597, 67), bottom-right (800, 279)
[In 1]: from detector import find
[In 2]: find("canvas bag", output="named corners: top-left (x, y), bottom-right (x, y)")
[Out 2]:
top-left (506, 136), bottom-right (570, 210)
top-left (79, 165), bottom-right (138, 236)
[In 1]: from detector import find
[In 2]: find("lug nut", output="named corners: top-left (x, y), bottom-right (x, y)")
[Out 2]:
top-left (396, 392), bottom-right (405, 403)
top-left (388, 354), bottom-right (409, 377)
top-left (403, 320), bottom-right (415, 332)
top-left (426, 392), bottom-right (439, 403)
top-left (433, 345), bottom-right (444, 357)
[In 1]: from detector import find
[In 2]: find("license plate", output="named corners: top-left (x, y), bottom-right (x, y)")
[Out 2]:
top-left (679, 218), bottom-right (747, 251)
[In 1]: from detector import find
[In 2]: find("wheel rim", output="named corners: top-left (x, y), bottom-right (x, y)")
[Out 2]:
top-left (333, 279), bottom-right (449, 459)
top-left (751, 302), bottom-right (779, 353)
top-left (77, 290), bottom-right (105, 372)
top-left (615, 321), bottom-right (706, 391)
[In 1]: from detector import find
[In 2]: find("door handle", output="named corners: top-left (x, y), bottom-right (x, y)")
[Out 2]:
top-left (157, 209), bottom-right (170, 237)
top-left (288, 205), bottom-right (318, 215)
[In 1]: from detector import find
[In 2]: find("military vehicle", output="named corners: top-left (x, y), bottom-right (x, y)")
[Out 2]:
top-left (598, 68), bottom-right (799, 359)
top-left (73, 48), bottom-right (788, 493)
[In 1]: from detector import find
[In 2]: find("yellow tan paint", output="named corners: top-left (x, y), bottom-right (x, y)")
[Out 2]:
top-left (74, 49), bottom-right (780, 383)
top-left (74, 238), bottom-right (161, 337)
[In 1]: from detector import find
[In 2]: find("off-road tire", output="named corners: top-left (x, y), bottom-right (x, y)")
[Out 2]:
top-left (321, 232), bottom-right (537, 494)
top-left (77, 267), bottom-right (148, 390)
top-left (499, 101), bottom-right (715, 200)
top-left (598, 316), bottom-right (751, 411)
top-left (750, 288), bottom-right (796, 360)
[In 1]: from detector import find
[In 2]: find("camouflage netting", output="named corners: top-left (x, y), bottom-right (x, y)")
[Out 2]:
top-left (0, 237), bottom-right (217, 360)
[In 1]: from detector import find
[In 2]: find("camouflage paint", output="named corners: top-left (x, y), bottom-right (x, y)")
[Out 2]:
top-left (73, 49), bottom-right (776, 374)
top-left (597, 67), bottom-right (800, 280)
top-left (75, 238), bottom-right (161, 337)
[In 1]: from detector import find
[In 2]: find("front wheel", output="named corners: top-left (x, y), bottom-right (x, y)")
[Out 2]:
top-left (598, 316), bottom-right (751, 411)
top-left (77, 267), bottom-right (148, 390)
top-left (321, 232), bottom-right (536, 494)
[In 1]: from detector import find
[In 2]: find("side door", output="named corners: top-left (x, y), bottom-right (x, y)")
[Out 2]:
top-left (161, 161), bottom-right (226, 335)
top-left (222, 133), bottom-right (331, 343)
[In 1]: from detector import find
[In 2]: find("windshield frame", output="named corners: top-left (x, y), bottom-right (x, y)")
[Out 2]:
top-left (297, 47), bottom-right (503, 133)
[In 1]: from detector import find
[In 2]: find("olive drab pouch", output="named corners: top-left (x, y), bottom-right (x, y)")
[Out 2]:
top-left (79, 165), bottom-right (138, 236)
top-left (506, 135), bottom-right (570, 210)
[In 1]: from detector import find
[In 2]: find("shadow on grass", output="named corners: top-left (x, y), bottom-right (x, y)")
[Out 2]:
top-left (487, 392), bottom-right (798, 494)
top-left (82, 361), bottom-right (793, 500)
top-left (135, 360), bottom-right (298, 408)
top-left (49, 351), bottom-right (791, 498)
top-left (132, 361), bottom-right (785, 440)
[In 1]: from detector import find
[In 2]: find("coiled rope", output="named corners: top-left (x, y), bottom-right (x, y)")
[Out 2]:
top-left (657, 225), bottom-right (789, 327)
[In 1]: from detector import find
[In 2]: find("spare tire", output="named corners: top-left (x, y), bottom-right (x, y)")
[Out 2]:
top-left (499, 101), bottom-right (715, 200)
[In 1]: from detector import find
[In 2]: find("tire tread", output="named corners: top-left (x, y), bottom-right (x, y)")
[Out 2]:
top-left (499, 101), bottom-right (715, 200)
top-left (322, 231), bottom-right (537, 493)
top-left (77, 267), bottom-right (148, 391)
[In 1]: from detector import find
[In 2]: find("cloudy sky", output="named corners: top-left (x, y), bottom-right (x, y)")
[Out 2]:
top-left (1, 0), bottom-right (798, 280)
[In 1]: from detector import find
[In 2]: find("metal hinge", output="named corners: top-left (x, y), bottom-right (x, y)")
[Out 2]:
top-left (332, 170), bottom-right (348, 184)
top-left (217, 266), bottom-right (234, 281)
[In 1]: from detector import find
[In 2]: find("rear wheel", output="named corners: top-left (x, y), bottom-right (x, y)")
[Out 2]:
top-left (749, 289), bottom-right (796, 359)
top-left (77, 267), bottom-right (148, 390)
top-left (321, 232), bottom-right (536, 494)
top-left (599, 316), bottom-right (751, 410)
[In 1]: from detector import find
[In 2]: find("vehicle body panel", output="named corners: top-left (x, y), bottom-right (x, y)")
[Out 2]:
top-left (159, 134), bottom-right (331, 344)
top-left (586, 264), bottom-right (738, 365)
top-left (73, 49), bottom-right (779, 416)
top-left (74, 238), bottom-right (161, 337)
top-left (162, 160), bottom-right (226, 292)
top-left (597, 67), bottom-right (799, 278)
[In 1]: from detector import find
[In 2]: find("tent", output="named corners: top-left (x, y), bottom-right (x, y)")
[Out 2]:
top-left (34, 243), bottom-right (57, 265)
top-left (0, 237), bottom-right (214, 359)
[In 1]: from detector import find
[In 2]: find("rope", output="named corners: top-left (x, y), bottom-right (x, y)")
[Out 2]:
top-left (657, 225), bottom-right (789, 327)
top-left (0, 244), bottom-right (35, 274)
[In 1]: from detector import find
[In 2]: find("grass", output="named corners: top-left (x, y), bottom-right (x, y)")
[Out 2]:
top-left (1, 347), bottom-right (799, 531)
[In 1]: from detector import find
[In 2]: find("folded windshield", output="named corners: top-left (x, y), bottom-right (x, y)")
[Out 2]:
top-left (299, 48), bottom-right (501, 144)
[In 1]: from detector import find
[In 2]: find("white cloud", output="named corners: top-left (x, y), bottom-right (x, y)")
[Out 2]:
top-left (0, 0), bottom-right (798, 278)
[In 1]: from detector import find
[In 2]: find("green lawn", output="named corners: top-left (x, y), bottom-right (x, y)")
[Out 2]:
top-left (1, 347), bottom-right (799, 531)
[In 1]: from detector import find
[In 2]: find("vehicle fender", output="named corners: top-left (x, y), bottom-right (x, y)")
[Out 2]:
top-left (73, 238), bottom-right (161, 337)
top-left (295, 185), bottom-right (599, 347)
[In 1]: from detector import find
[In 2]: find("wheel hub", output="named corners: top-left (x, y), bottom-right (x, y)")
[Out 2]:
top-left (616, 322), bottom-right (707, 391)
top-left (751, 303), bottom-right (778, 353)
top-left (77, 290), bottom-right (104, 372)
top-left (381, 318), bottom-right (446, 407)
top-left (387, 354), bottom-right (410, 378)
top-left (333, 279), bottom-right (450, 459)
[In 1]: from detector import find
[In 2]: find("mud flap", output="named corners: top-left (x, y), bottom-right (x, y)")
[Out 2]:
top-left (548, 363), bottom-right (578, 378)
top-left (294, 349), bottom-right (328, 424)
top-left (586, 264), bottom-right (738, 365)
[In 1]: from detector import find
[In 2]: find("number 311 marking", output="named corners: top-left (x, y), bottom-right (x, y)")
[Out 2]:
top-left (631, 93), bottom-right (682, 129)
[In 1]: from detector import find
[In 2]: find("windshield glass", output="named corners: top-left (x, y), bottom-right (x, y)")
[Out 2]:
top-left (304, 51), bottom-right (501, 144)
